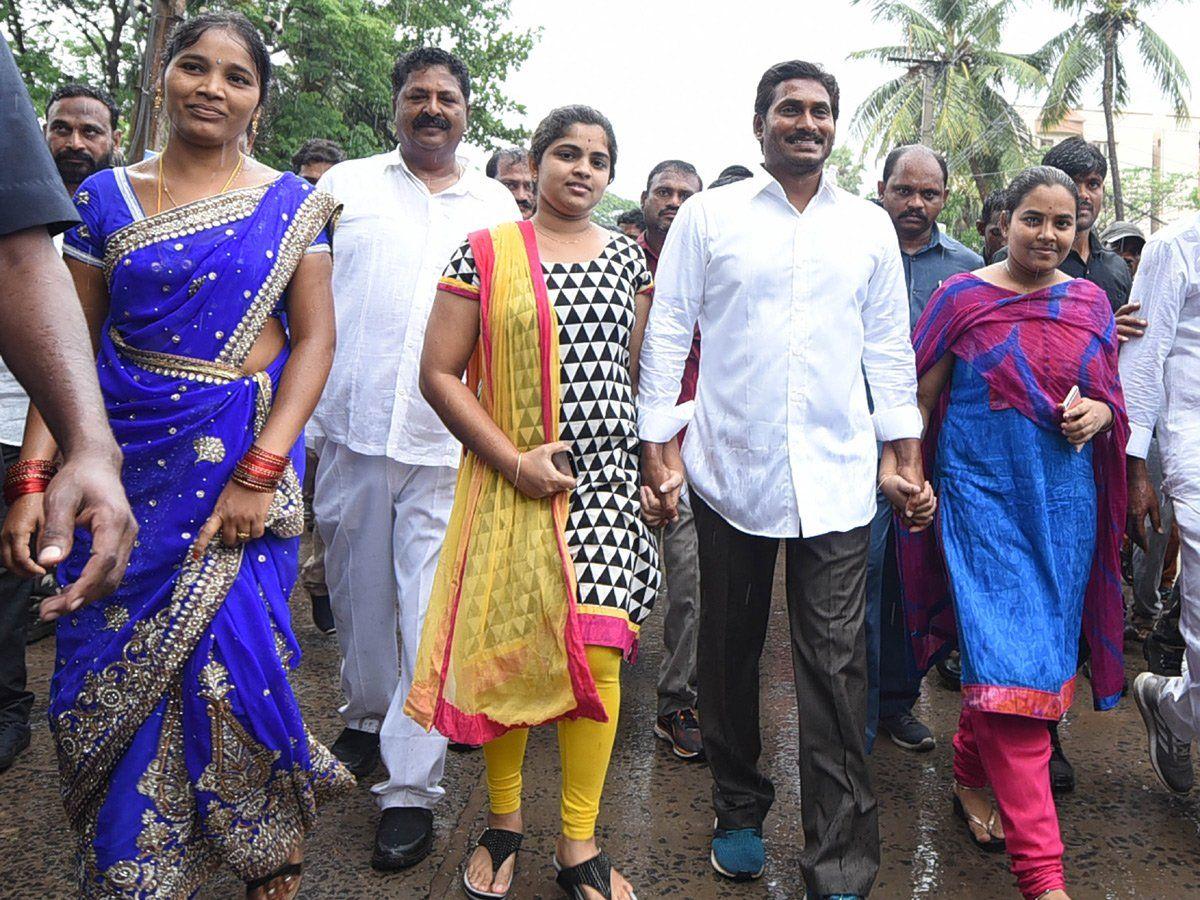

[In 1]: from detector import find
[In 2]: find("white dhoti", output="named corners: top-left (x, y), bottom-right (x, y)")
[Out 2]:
top-left (313, 439), bottom-right (457, 809)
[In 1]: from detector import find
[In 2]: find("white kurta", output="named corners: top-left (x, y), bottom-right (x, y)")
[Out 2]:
top-left (1120, 212), bottom-right (1200, 738)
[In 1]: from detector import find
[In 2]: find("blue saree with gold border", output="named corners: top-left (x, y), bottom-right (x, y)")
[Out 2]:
top-left (58, 168), bottom-right (353, 896)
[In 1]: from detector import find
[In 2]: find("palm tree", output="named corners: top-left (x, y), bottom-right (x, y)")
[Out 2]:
top-left (1036, 0), bottom-right (1190, 220)
top-left (849, 0), bottom-right (1046, 203)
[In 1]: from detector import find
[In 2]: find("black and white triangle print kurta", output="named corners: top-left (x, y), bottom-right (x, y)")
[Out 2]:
top-left (442, 232), bottom-right (661, 627)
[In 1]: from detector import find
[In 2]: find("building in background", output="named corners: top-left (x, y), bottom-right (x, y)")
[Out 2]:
top-left (1018, 105), bottom-right (1200, 234)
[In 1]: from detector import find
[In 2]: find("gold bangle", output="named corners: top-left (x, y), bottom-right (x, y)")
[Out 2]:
top-left (513, 451), bottom-right (524, 488)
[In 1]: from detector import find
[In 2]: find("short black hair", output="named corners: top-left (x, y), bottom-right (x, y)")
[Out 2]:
top-left (711, 169), bottom-right (753, 189)
top-left (1041, 136), bottom-right (1107, 181)
top-left (163, 11), bottom-right (272, 107)
top-left (486, 147), bottom-right (529, 179)
top-left (717, 164), bottom-right (754, 182)
top-left (529, 105), bottom-right (618, 183)
top-left (46, 83), bottom-right (120, 132)
top-left (980, 187), bottom-right (1008, 224)
top-left (391, 47), bottom-right (470, 104)
top-left (754, 60), bottom-right (839, 120)
top-left (1005, 165), bottom-right (1079, 214)
top-left (616, 208), bottom-right (645, 228)
top-left (291, 138), bottom-right (346, 173)
top-left (881, 144), bottom-right (948, 188)
top-left (645, 159), bottom-right (703, 193)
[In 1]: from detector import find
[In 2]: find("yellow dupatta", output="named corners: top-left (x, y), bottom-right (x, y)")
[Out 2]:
top-left (405, 220), bottom-right (605, 744)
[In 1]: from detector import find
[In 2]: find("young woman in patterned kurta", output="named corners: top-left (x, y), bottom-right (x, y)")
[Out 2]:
top-left (412, 106), bottom-right (659, 900)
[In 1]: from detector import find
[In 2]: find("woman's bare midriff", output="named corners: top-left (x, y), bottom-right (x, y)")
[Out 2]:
top-left (244, 317), bottom-right (287, 374)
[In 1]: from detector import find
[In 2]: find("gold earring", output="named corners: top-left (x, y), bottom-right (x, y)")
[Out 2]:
top-left (152, 85), bottom-right (163, 115)
top-left (250, 110), bottom-right (261, 142)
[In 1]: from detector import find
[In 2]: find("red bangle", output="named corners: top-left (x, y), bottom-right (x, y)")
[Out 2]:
top-left (3, 476), bottom-right (52, 506)
top-left (243, 445), bottom-right (288, 470)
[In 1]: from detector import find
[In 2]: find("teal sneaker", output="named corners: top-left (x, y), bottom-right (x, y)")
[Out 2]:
top-left (710, 824), bottom-right (764, 881)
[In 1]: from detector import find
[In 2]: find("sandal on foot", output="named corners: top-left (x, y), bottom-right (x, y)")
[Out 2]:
top-left (952, 791), bottom-right (1006, 854)
top-left (462, 828), bottom-right (523, 899)
top-left (246, 862), bottom-right (303, 899)
top-left (554, 851), bottom-right (637, 900)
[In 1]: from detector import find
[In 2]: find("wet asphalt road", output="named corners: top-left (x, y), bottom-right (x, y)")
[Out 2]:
top-left (1, 551), bottom-right (1197, 899)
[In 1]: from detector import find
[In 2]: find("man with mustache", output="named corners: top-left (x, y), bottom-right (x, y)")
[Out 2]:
top-left (636, 159), bottom-right (705, 761)
top-left (870, 144), bottom-right (981, 755)
top-left (43, 84), bottom-right (121, 198)
top-left (308, 46), bottom-right (517, 871)
top-left (485, 146), bottom-right (535, 218)
top-left (639, 60), bottom-right (928, 896)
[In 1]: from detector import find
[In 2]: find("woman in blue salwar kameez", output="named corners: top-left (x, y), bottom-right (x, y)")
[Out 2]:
top-left (1, 13), bottom-right (352, 898)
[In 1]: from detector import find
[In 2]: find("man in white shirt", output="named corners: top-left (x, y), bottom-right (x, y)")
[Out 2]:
top-left (309, 47), bottom-right (518, 870)
top-left (1127, 212), bottom-right (1200, 797)
top-left (638, 61), bottom-right (925, 897)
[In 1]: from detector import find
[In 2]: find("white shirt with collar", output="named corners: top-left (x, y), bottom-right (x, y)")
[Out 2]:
top-left (1119, 212), bottom-right (1200, 499)
top-left (637, 168), bottom-right (922, 539)
top-left (310, 148), bottom-right (519, 467)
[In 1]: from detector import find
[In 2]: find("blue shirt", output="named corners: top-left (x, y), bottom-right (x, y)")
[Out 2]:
top-left (901, 224), bottom-right (983, 326)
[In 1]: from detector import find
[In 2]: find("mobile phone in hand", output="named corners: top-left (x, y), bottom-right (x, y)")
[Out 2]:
top-left (552, 450), bottom-right (575, 477)
top-left (1063, 384), bottom-right (1082, 411)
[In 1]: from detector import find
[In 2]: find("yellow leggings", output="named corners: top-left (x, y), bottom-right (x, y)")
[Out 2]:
top-left (483, 645), bottom-right (620, 841)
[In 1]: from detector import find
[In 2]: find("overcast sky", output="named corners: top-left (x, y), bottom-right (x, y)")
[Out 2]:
top-left (459, 0), bottom-right (1200, 199)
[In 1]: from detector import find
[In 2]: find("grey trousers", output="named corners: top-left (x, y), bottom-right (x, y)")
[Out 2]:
top-left (692, 493), bottom-right (879, 897)
top-left (1133, 437), bottom-right (1176, 617)
top-left (301, 446), bottom-right (328, 597)
top-left (656, 489), bottom-right (700, 717)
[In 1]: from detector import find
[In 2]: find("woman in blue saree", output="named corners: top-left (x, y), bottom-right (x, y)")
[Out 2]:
top-left (1, 13), bottom-right (351, 898)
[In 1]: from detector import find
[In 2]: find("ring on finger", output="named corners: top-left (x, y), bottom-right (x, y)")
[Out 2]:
top-left (235, 530), bottom-right (251, 542)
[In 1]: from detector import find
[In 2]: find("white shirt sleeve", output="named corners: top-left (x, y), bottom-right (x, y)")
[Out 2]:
top-left (861, 217), bottom-right (922, 441)
top-left (1119, 237), bottom-right (1188, 459)
top-left (637, 198), bottom-right (705, 442)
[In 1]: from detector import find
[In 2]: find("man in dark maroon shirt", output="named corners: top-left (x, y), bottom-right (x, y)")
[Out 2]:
top-left (637, 159), bottom-right (705, 759)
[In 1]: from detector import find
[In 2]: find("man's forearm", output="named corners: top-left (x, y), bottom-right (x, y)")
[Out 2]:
top-left (0, 227), bottom-right (116, 459)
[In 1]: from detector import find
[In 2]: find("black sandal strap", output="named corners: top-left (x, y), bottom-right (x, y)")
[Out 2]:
top-left (477, 828), bottom-right (523, 874)
top-left (555, 851), bottom-right (613, 900)
top-left (246, 861), bottom-right (303, 892)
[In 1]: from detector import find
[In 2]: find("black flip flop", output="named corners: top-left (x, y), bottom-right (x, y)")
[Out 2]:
top-left (246, 861), bottom-right (303, 898)
top-left (554, 851), bottom-right (637, 900)
top-left (462, 828), bottom-right (523, 899)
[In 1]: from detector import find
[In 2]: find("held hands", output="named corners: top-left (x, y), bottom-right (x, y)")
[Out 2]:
top-left (193, 480), bottom-right (275, 560)
top-left (1060, 398), bottom-right (1113, 449)
top-left (1114, 301), bottom-right (1147, 343)
top-left (640, 442), bottom-right (684, 527)
top-left (512, 441), bottom-right (576, 500)
top-left (880, 475), bottom-right (937, 533)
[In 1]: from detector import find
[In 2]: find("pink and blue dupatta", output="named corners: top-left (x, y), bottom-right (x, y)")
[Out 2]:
top-left (896, 272), bottom-right (1129, 712)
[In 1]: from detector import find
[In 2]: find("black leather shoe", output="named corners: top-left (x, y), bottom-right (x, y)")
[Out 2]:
top-left (0, 723), bottom-right (31, 773)
top-left (310, 592), bottom-right (336, 635)
top-left (371, 806), bottom-right (434, 871)
top-left (330, 727), bottom-right (380, 779)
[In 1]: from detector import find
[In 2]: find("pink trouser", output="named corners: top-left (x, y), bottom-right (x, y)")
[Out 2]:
top-left (953, 705), bottom-right (1065, 899)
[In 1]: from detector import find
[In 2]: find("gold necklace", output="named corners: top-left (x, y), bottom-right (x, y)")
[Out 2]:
top-left (156, 149), bottom-right (245, 214)
top-left (533, 223), bottom-right (590, 245)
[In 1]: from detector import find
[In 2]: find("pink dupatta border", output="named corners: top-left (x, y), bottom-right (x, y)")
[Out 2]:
top-left (427, 221), bottom-right (605, 745)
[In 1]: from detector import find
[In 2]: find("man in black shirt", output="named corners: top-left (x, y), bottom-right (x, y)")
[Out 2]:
top-left (0, 35), bottom-right (137, 772)
top-left (1040, 137), bottom-right (1132, 311)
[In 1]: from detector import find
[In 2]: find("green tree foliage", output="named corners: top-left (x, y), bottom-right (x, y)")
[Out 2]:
top-left (1095, 165), bottom-right (1198, 233)
top-left (1034, 0), bottom-right (1190, 219)
top-left (849, 0), bottom-right (1046, 206)
top-left (592, 191), bottom-right (637, 228)
top-left (2, 0), bottom-right (539, 170)
top-left (829, 145), bottom-right (866, 196)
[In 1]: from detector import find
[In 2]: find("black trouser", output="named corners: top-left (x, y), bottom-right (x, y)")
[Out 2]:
top-left (693, 493), bottom-right (878, 897)
top-left (0, 443), bottom-right (33, 729)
